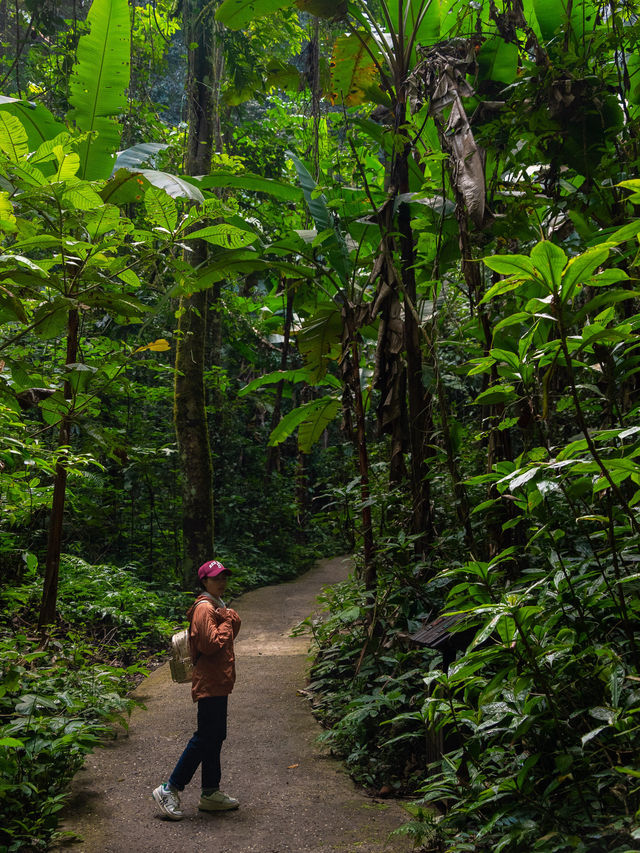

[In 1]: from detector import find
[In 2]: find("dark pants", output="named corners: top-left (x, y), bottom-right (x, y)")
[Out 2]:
top-left (168, 696), bottom-right (228, 792)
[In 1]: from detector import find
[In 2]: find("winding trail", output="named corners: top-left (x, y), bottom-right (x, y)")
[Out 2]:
top-left (53, 556), bottom-right (413, 853)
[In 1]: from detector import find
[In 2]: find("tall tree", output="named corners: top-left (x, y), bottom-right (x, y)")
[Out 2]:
top-left (173, 0), bottom-right (222, 585)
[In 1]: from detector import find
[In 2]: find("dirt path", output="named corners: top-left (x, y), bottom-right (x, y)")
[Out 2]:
top-left (53, 556), bottom-right (414, 853)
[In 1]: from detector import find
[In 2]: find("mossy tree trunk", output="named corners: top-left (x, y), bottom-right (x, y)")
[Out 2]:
top-left (174, 0), bottom-right (220, 586)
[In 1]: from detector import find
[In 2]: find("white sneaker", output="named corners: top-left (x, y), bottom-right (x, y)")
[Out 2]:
top-left (152, 784), bottom-right (184, 820)
top-left (198, 790), bottom-right (239, 812)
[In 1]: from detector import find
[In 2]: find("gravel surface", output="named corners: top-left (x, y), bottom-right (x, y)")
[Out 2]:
top-left (52, 556), bottom-right (414, 853)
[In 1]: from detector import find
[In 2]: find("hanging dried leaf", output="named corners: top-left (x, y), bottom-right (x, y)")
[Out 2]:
top-left (408, 41), bottom-right (486, 227)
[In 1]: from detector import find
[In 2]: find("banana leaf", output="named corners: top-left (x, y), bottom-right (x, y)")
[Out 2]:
top-left (477, 37), bottom-right (518, 85)
top-left (102, 168), bottom-right (205, 206)
top-left (531, 0), bottom-right (598, 43)
top-left (296, 0), bottom-right (347, 15)
top-left (330, 32), bottom-right (381, 107)
top-left (215, 0), bottom-right (342, 28)
top-left (112, 143), bottom-right (168, 173)
top-left (68, 0), bottom-right (130, 181)
top-left (215, 0), bottom-right (292, 29)
top-left (388, 0), bottom-right (441, 60)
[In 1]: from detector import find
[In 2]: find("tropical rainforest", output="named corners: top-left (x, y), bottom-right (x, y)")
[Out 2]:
top-left (1, 0), bottom-right (640, 850)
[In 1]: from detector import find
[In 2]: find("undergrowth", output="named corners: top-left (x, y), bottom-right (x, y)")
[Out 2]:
top-left (301, 573), bottom-right (441, 796)
top-left (303, 544), bottom-right (640, 853)
top-left (0, 555), bottom-right (188, 853)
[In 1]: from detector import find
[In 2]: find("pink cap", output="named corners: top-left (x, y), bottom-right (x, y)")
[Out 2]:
top-left (198, 560), bottom-right (231, 581)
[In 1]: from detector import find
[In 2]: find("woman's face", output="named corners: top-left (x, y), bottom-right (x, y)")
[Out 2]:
top-left (204, 572), bottom-right (229, 599)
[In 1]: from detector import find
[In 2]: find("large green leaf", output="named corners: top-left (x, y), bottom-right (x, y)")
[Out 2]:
top-left (62, 182), bottom-right (105, 211)
top-left (0, 98), bottom-right (66, 153)
top-left (170, 250), bottom-right (264, 295)
top-left (474, 385), bottom-right (519, 405)
top-left (171, 251), bottom-right (314, 296)
top-left (296, 306), bottom-right (343, 381)
top-left (0, 112), bottom-right (28, 163)
top-left (483, 254), bottom-right (536, 279)
top-left (145, 186), bottom-right (178, 232)
top-left (264, 60), bottom-right (304, 95)
top-left (101, 168), bottom-right (205, 206)
top-left (239, 369), bottom-right (341, 397)
top-left (530, 0), bottom-right (564, 39)
top-left (521, 0), bottom-right (543, 38)
top-left (83, 291), bottom-right (152, 319)
top-left (298, 397), bottom-right (341, 452)
top-left (530, 241), bottom-right (567, 293)
top-left (112, 143), bottom-right (168, 173)
top-left (0, 290), bottom-right (27, 323)
top-left (85, 204), bottom-right (122, 240)
top-left (477, 37), bottom-right (518, 85)
top-left (54, 150), bottom-right (81, 182)
top-left (215, 0), bottom-right (292, 29)
top-left (389, 0), bottom-right (441, 58)
top-left (287, 152), bottom-right (350, 286)
top-left (101, 168), bottom-right (149, 205)
top-left (531, 0), bottom-right (598, 43)
top-left (0, 192), bottom-right (16, 233)
top-left (68, 0), bottom-right (131, 180)
top-left (185, 224), bottom-right (258, 248)
top-left (288, 152), bottom-right (329, 232)
top-left (330, 33), bottom-right (380, 107)
top-left (31, 134), bottom-right (72, 170)
top-left (560, 247), bottom-right (610, 300)
top-left (33, 300), bottom-right (71, 340)
top-left (626, 51), bottom-right (640, 119)
top-left (268, 396), bottom-right (341, 453)
top-left (195, 172), bottom-right (303, 202)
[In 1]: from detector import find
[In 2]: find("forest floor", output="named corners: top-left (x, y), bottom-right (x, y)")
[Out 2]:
top-left (51, 555), bottom-right (415, 853)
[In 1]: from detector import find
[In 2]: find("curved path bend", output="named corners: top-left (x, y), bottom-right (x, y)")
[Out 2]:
top-left (53, 556), bottom-right (413, 853)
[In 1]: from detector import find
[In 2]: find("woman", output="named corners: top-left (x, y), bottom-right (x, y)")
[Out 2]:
top-left (152, 560), bottom-right (241, 820)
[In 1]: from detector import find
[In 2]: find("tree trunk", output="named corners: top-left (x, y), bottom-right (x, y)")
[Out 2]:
top-left (393, 129), bottom-right (435, 549)
top-left (342, 310), bottom-right (375, 588)
top-left (174, 0), bottom-right (219, 586)
top-left (174, 283), bottom-right (214, 585)
top-left (38, 307), bottom-right (79, 629)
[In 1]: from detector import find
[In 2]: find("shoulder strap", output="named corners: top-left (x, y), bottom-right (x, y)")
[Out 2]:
top-left (189, 596), bottom-right (210, 634)
top-left (188, 594), bottom-right (219, 664)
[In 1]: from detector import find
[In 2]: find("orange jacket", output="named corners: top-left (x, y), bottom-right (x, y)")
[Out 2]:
top-left (188, 593), bottom-right (241, 701)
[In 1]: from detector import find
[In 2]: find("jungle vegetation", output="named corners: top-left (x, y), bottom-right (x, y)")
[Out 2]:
top-left (1, 0), bottom-right (640, 851)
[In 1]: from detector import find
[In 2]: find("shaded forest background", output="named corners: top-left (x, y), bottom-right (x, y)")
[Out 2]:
top-left (1, 0), bottom-right (640, 851)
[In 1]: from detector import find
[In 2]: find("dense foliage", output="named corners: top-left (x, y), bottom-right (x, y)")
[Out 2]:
top-left (1, 0), bottom-right (640, 851)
